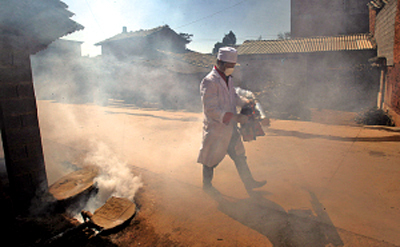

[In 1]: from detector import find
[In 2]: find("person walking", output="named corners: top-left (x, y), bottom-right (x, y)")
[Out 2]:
top-left (197, 47), bottom-right (266, 192)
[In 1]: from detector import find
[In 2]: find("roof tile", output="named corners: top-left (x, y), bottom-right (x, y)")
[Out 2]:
top-left (237, 34), bottom-right (375, 55)
top-left (95, 25), bottom-right (187, 45)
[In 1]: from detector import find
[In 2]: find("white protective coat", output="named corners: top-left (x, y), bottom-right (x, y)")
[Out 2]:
top-left (197, 67), bottom-right (247, 167)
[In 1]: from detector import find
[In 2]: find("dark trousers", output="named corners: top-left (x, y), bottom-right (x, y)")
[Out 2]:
top-left (203, 127), bottom-right (255, 186)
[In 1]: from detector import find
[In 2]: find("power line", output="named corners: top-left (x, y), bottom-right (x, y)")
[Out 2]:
top-left (175, 0), bottom-right (250, 30)
top-left (84, 0), bottom-right (106, 37)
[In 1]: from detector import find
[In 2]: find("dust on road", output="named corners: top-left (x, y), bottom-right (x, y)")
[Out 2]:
top-left (36, 100), bottom-right (400, 247)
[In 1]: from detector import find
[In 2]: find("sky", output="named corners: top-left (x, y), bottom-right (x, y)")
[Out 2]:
top-left (62, 0), bottom-right (291, 57)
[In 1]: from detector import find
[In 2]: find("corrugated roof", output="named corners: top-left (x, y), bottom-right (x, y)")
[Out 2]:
top-left (237, 34), bottom-right (375, 55)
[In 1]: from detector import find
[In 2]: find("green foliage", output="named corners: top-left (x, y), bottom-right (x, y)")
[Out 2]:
top-left (277, 32), bottom-right (291, 40)
top-left (212, 31), bottom-right (237, 55)
top-left (222, 31), bottom-right (236, 45)
top-left (179, 33), bottom-right (193, 43)
top-left (212, 42), bottom-right (224, 55)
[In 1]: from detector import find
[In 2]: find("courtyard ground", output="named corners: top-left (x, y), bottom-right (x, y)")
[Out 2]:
top-left (2, 100), bottom-right (400, 246)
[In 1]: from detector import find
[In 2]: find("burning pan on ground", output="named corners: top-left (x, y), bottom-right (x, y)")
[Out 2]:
top-left (44, 196), bottom-right (137, 245)
top-left (83, 196), bottom-right (137, 231)
top-left (44, 167), bottom-right (137, 245)
top-left (48, 167), bottom-right (137, 230)
top-left (48, 167), bottom-right (99, 201)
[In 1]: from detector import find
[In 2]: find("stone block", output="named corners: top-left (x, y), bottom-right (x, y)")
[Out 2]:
top-left (21, 113), bottom-right (40, 128)
top-left (5, 156), bottom-right (45, 176)
top-left (16, 83), bottom-right (35, 98)
top-left (0, 115), bottom-right (22, 129)
top-left (1, 98), bottom-right (37, 116)
top-left (8, 145), bottom-right (29, 162)
top-left (3, 126), bottom-right (41, 147)
top-left (0, 84), bottom-right (18, 99)
top-left (1, 113), bottom-right (40, 130)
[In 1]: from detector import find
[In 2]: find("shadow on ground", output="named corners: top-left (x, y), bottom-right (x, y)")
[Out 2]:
top-left (206, 188), bottom-right (343, 247)
top-left (267, 128), bottom-right (400, 142)
top-left (104, 111), bottom-right (200, 122)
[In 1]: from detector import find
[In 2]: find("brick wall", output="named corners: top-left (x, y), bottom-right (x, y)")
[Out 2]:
top-left (394, 0), bottom-right (400, 65)
top-left (0, 48), bottom-right (48, 214)
top-left (383, 0), bottom-right (400, 126)
top-left (387, 64), bottom-right (400, 111)
top-left (375, 0), bottom-right (397, 66)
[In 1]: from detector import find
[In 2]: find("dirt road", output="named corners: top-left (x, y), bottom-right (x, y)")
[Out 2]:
top-left (37, 100), bottom-right (400, 246)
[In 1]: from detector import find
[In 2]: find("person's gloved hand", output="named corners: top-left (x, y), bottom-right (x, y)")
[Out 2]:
top-left (223, 112), bottom-right (234, 125)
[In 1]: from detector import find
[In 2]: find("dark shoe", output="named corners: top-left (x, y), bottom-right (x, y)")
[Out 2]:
top-left (245, 179), bottom-right (267, 191)
top-left (203, 184), bottom-right (220, 196)
top-left (203, 165), bottom-right (214, 186)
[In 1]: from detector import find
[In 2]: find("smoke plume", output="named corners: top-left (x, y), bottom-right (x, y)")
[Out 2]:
top-left (80, 140), bottom-right (142, 214)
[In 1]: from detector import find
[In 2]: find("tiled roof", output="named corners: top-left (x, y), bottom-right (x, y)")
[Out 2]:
top-left (161, 50), bottom-right (215, 70)
top-left (0, 0), bottom-right (83, 54)
top-left (237, 34), bottom-right (376, 55)
top-left (96, 25), bottom-right (187, 45)
top-left (154, 50), bottom-right (214, 74)
top-left (368, 0), bottom-right (389, 9)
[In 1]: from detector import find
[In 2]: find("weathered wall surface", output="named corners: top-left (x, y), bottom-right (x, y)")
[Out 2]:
top-left (381, 0), bottom-right (400, 125)
top-left (0, 48), bottom-right (48, 213)
top-left (375, 0), bottom-right (398, 65)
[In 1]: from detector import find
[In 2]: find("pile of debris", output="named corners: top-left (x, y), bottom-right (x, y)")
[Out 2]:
top-left (4, 167), bottom-right (137, 247)
top-left (355, 107), bottom-right (395, 126)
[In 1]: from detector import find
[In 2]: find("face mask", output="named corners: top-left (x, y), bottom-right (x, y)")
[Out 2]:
top-left (224, 67), bottom-right (235, 76)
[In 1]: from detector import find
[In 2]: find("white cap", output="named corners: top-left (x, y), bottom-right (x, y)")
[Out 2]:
top-left (217, 47), bottom-right (237, 63)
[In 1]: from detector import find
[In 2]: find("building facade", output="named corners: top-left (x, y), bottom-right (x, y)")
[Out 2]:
top-left (370, 0), bottom-right (400, 125)
top-left (96, 25), bottom-right (190, 60)
top-left (237, 35), bottom-right (379, 119)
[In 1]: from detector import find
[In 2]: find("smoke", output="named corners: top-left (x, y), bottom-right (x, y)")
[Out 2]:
top-left (239, 50), bottom-right (380, 121)
top-left (31, 42), bottom-right (203, 112)
top-left (28, 4), bottom-right (380, 218)
top-left (81, 140), bottom-right (142, 213)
